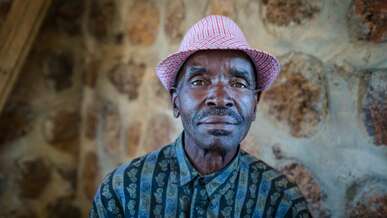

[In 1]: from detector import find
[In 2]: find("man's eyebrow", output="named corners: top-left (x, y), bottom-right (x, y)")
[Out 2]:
top-left (229, 67), bottom-right (252, 81)
top-left (187, 66), bottom-right (207, 77)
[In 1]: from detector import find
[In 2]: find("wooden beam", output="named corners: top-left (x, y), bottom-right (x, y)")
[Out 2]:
top-left (0, 0), bottom-right (52, 113)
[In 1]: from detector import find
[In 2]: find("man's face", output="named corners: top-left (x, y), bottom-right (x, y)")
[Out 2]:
top-left (172, 50), bottom-right (260, 153)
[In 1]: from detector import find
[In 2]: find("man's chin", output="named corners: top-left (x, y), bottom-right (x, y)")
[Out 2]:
top-left (201, 131), bottom-right (236, 152)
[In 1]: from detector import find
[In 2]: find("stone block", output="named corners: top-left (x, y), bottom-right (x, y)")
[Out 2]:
top-left (42, 109), bottom-right (80, 154)
top-left (43, 0), bottom-right (84, 34)
top-left (126, 121), bottom-right (142, 158)
top-left (127, 0), bottom-right (160, 46)
top-left (17, 158), bottom-right (52, 199)
top-left (57, 167), bottom-right (78, 192)
top-left (82, 152), bottom-right (99, 201)
top-left (361, 70), bottom-right (387, 146)
top-left (85, 103), bottom-right (98, 140)
top-left (46, 196), bottom-right (82, 218)
top-left (88, 0), bottom-right (116, 41)
top-left (346, 177), bottom-right (387, 217)
top-left (347, 0), bottom-right (387, 43)
top-left (4, 209), bottom-right (38, 218)
top-left (0, 102), bottom-right (34, 146)
top-left (108, 61), bottom-right (146, 101)
top-left (100, 100), bottom-right (122, 155)
top-left (280, 162), bottom-right (330, 217)
top-left (261, 52), bottom-right (327, 138)
top-left (143, 114), bottom-right (174, 152)
top-left (44, 52), bottom-right (74, 92)
top-left (150, 72), bottom-right (171, 105)
top-left (260, 0), bottom-right (321, 26)
top-left (83, 60), bottom-right (100, 88)
top-left (207, 0), bottom-right (236, 19)
top-left (165, 0), bottom-right (185, 42)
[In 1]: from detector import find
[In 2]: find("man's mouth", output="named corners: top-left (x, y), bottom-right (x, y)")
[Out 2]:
top-left (198, 116), bottom-right (239, 125)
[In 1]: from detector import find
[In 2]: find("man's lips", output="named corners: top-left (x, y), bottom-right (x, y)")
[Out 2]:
top-left (197, 116), bottom-right (239, 125)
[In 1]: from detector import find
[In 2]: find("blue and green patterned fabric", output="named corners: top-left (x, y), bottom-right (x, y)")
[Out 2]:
top-left (89, 133), bottom-right (311, 218)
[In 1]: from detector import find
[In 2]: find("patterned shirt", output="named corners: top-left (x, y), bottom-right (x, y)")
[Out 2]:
top-left (89, 133), bottom-right (311, 218)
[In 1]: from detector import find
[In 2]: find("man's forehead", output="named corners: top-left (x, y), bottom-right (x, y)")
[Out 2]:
top-left (173, 49), bottom-right (257, 89)
top-left (182, 50), bottom-right (256, 79)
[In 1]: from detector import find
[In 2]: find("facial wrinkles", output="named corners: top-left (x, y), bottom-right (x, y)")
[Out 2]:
top-left (193, 107), bottom-right (243, 125)
top-left (173, 50), bottom-right (258, 175)
top-left (193, 59), bottom-right (253, 93)
top-left (183, 55), bottom-right (255, 126)
top-left (206, 55), bottom-right (229, 82)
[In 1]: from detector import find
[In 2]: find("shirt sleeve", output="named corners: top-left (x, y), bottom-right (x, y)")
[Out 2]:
top-left (88, 170), bottom-right (124, 218)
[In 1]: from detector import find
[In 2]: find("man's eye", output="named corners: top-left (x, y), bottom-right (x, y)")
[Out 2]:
top-left (230, 80), bottom-right (248, 89)
top-left (191, 79), bottom-right (208, 86)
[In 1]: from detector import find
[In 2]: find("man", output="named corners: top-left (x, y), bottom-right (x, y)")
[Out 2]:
top-left (89, 15), bottom-right (311, 218)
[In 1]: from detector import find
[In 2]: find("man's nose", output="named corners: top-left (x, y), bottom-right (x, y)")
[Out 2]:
top-left (205, 83), bottom-right (234, 108)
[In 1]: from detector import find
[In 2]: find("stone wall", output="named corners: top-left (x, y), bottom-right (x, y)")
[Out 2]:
top-left (0, 0), bottom-right (386, 217)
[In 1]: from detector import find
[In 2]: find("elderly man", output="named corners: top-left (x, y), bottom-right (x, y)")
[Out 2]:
top-left (89, 15), bottom-right (311, 218)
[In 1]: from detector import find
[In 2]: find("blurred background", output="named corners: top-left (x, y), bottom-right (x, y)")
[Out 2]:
top-left (0, 0), bottom-right (386, 217)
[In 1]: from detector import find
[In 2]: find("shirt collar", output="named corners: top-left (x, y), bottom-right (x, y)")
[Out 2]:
top-left (174, 132), bottom-right (241, 197)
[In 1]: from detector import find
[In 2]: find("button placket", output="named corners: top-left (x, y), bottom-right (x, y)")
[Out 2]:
top-left (192, 177), bottom-right (209, 218)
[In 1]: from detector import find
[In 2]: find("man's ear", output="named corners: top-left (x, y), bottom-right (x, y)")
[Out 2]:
top-left (170, 87), bottom-right (180, 118)
top-left (252, 91), bottom-right (261, 121)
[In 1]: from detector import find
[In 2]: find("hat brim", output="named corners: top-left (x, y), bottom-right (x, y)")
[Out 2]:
top-left (156, 48), bottom-right (280, 91)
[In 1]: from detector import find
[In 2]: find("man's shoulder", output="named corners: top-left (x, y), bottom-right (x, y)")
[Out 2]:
top-left (239, 150), bottom-right (302, 193)
top-left (115, 143), bottom-right (176, 175)
top-left (239, 150), bottom-right (309, 214)
top-left (91, 143), bottom-right (176, 206)
top-left (239, 149), bottom-right (278, 174)
top-left (99, 143), bottom-right (175, 184)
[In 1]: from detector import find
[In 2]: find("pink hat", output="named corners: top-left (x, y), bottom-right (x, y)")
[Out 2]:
top-left (156, 15), bottom-right (280, 91)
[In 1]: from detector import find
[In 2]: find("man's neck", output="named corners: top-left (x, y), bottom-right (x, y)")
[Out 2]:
top-left (183, 133), bottom-right (238, 175)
